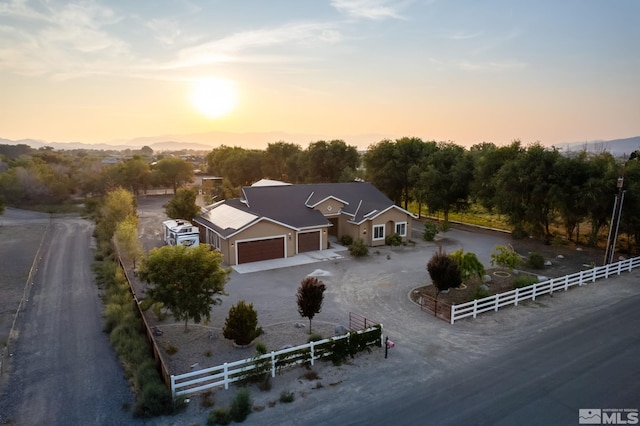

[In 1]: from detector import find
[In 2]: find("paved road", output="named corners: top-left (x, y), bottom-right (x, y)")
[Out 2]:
top-left (294, 292), bottom-right (640, 426)
top-left (0, 217), bottom-right (135, 425)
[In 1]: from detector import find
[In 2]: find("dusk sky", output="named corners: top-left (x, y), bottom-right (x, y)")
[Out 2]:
top-left (1, 0), bottom-right (638, 149)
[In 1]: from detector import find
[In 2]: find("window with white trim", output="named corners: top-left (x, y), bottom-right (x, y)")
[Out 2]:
top-left (373, 224), bottom-right (385, 241)
top-left (395, 222), bottom-right (407, 237)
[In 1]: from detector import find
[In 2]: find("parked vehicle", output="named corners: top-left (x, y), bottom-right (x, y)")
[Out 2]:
top-left (162, 219), bottom-right (200, 247)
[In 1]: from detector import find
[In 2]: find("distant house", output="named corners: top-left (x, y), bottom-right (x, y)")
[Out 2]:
top-left (194, 181), bottom-right (416, 265)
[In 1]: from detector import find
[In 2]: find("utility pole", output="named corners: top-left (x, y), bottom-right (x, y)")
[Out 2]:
top-left (603, 177), bottom-right (626, 265)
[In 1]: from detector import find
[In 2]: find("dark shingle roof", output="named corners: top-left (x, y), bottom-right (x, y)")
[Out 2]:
top-left (197, 182), bottom-right (403, 236)
top-left (242, 182), bottom-right (396, 225)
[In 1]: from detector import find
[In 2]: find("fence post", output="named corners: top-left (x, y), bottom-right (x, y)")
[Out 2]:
top-left (223, 363), bottom-right (229, 390)
top-left (310, 341), bottom-right (315, 366)
top-left (532, 284), bottom-right (536, 301)
top-left (579, 270), bottom-right (584, 286)
top-left (618, 261), bottom-right (622, 275)
top-left (472, 299), bottom-right (478, 319)
top-left (564, 275), bottom-right (569, 291)
top-left (515, 288), bottom-right (519, 306)
top-left (593, 266), bottom-right (598, 282)
top-left (494, 295), bottom-right (499, 312)
top-left (270, 351), bottom-right (276, 378)
top-left (450, 306), bottom-right (455, 325)
top-left (171, 375), bottom-right (176, 399)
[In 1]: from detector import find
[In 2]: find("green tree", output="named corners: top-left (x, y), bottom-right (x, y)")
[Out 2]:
top-left (365, 138), bottom-right (436, 208)
top-left (302, 140), bottom-right (359, 183)
top-left (165, 187), bottom-right (200, 221)
top-left (153, 158), bottom-right (194, 193)
top-left (450, 249), bottom-right (485, 284)
top-left (620, 157), bottom-right (640, 254)
top-left (296, 277), bottom-right (327, 333)
top-left (553, 152), bottom-right (591, 241)
top-left (96, 187), bottom-right (136, 241)
top-left (427, 249), bottom-right (462, 295)
top-left (222, 300), bottom-right (263, 345)
top-left (494, 143), bottom-right (562, 239)
top-left (583, 152), bottom-right (619, 246)
top-left (469, 141), bottom-right (522, 211)
top-left (264, 142), bottom-right (302, 181)
top-left (114, 215), bottom-right (144, 268)
top-left (418, 142), bottom-right (473, 223)
top-left (116, 157), bottom-right (151, 195)
top-left (138, 245), bottom-right (229, 331)
top-left (490, 245), bottom-right (521, 271)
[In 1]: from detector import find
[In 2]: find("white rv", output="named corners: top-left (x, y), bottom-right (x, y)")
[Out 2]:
top-left (162, 219), bottom-right (200, 247)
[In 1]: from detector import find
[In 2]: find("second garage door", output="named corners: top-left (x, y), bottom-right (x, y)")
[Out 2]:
top-left (237, 237), bottom-right (285, 264)
top-left (298, 231), bottom-right (321, 253)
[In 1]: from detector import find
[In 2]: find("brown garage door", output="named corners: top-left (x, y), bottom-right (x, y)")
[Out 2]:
top-left (298, 231), bottom-right (320, 253)
top-left (237, 238), bottom-right (285, 264)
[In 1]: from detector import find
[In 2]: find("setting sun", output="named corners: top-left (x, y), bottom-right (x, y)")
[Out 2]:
top-left (190, 78), bottom-right (237, 118)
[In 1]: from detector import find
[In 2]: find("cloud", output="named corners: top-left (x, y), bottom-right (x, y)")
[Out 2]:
top-left (0, 0), bottom-right (131, 78)
top-left (458, 60), bottom-right (526, 71)
top-left (168, 22), bottom-right (342, 69)
top-left (446, 31), bottom-right (484, 40)
top-left (330, 0), bottom-right (406, 20)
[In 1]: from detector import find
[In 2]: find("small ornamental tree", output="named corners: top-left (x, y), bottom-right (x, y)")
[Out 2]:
top-left (223, 300), bottom-right (263, 346)
top-left (297, 277), bottom-right (327, 334)
top-left (423, 221), bottom-right (439, 241)
top-left (114, 215), bottom-right (144, 268)
top-left (427, 249), bottom-right (462, 295)
top-left (490, 245), bottom-right (521, 271)
top-left (450, 249), bottom-right (485, 284)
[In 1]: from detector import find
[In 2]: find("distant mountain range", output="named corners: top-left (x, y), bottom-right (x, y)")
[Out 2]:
top-left (1, 133), bottom-right (639, 156)
top-left (0, 131), bottom-right (392, 152)
top-left (560, 136), bottom-right (640, 156)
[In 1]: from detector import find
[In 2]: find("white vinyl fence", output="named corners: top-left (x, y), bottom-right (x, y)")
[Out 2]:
top-left (171, 325), bottom-right (383, 398)
top-left (450, 257), bottom-right (640, 324)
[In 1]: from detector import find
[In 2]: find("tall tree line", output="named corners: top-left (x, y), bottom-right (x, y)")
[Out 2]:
top-left (365, 138), bottom-right (640, 253)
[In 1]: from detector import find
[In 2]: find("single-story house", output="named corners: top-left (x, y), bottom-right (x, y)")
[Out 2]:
top-left (194, 181), bottom-right (417, 265)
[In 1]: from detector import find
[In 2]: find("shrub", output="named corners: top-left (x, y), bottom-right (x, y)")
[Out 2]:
top-left (230, 388), bottom-right (252, 422)
top-left (349, 238), bottom-right (369, 257)
top-left (513, 275), bottom-right (538, 289)
top-left (307, 333), bottom-right (323, 343)
top-left (339, 235), bottom-right (353, 246)
top-left (511, 226), bottom-right (528, 239)
top-left (528, 252), bottom-right (545, 269)
top-left (423, 221), bottom-right (439, 241)
top-left (166, 344), bottom-right (178, 355)
top-left (279, 391), bottom-right (295, 403)
top-left (427, 250), bottom-right (462, 294)
top-left (133, 381), bottom-right (174, 418)
top-left (200, 390), bottom-right (215, 408)
top-left (223, 300), bottom-right (263, 346)
top-left (208, 407), bottom-right (231, 425)
top-left (490, 245), bottom-right (521, 271)
top-left (471, 286), bottom-right (492, 300)
top-left (255, 341), bottom-right (267, 355)
top-left (439, 220), bottom-right (451, 232)
top-left (450, 249), bottom-right (485, 283)
top-left (304, 370), bottom-right (319, 381)
top-left (385, 233), bottom-right (402, 247)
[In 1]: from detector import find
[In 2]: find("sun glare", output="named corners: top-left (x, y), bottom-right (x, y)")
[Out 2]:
top-left (190, 78), bottom-right (237, 118)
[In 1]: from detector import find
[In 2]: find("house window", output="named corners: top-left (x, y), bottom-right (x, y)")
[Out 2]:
top-left (395, 222), bottom-right (407, 237)
top-left (373, 224), bottom-right (385, 241)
